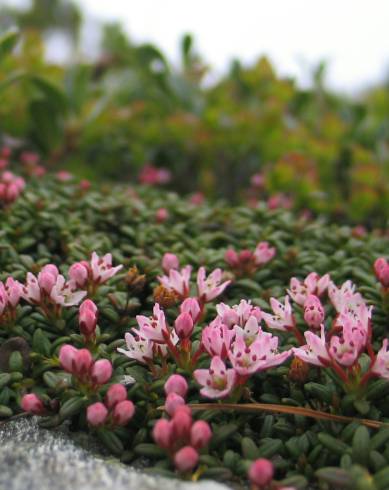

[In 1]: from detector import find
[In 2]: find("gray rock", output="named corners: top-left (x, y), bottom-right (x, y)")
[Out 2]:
top-left (0, 417), bottom-right (231, 490)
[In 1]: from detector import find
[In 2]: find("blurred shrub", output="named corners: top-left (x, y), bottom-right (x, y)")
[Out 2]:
top-left (0, 5), bottom-right (389, 224)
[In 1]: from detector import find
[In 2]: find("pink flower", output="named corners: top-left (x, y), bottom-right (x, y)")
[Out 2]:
top-left (162, 253), bottom-right (179, 273)
top-left (189, 192), bottom-right (205, 206)
top-left (303, 295), bottom-right (325, 329)
top-left (224, 248), bottom-right (239, 267)
top-left (79, 179), bottom-right (91, 191)
top-left (135, 303), bottom-right (168, 343)
top-left (139, 164), bottom-right (171, 185)
top-left (112, 400), bottom-right (135, 425)
top-left (50, 275), bottom-right (87, 307)
top-left (90, 359), bottom-right (113, 385)
top-left (79, 299), bottom-right (98, 337)
top-left (171, 405), bottom-right (192, 440)
top-left (22, 273), bottom-right (41, 303)
top-left (68, 262), bottom-right (89, 289)
top-left (165, 393), bottom-right (186, 416)
top-left (105, 384), bottom-right (127, 409)
top-left (90, 252), bottom-right (123, 285)
top-left (164, 374), bottom-right (188, 398)
top-left (87, 402), bottom-right (108, 426)
top-left (229, 332), bottom-right (291, 376)
top-left (174, 446), bottom-right (199, 472)
top-left (194, 356), bottom-right (236, 399)
top-left (117, 332), bottom-right (153, 364)
top-left (216, 300), bottom-right (261, 328)
top-left (153, 419), bottom-right (173, 449)
top-left (190, 421), bottom-right (212, 449)
top-left (58, 344), bottom-right (78, 372)
top-left (248, 458), bottom-right (274, 487)
top-left (374, 258), bottom-right (389, 288)
top-left (4, 277), bottom-right (22, 307)
top-left (328, 315), bottom-right (366, 367)
top-left (201, 321), bottom-right (234, 359)
top-left (288, 272), bottom-right (330, 306)
top-left (233, 315), bottom-right (262, 345)
top-left (328, 280), bottom-right (363, 314)
top-left (293, 325), bottom-right (331, 367)
top-left (20, 151), bottom-right (38, 166)
top-left (261, 296), bottom-right (294, 331)
top-left (371, 339), bottom-right (389, 380)
top-left (197, 267), bottom-right (231, 303)
top-left (21, 393), bottom-right (45, 415)
top-left (56, 170), bottom-right (73, 181)
top-left (158, 265), bottom-right (192, 298)
top-left (253, 242), bottom-right (276, 266)
top-left (156, 208), bottom-right (169, 223)
top-left (250, 173), bottom-right (265, 188)
top-left (174, 312), bottom-right (194, 339)
top-left (180, 297), bottom-right (201, 323)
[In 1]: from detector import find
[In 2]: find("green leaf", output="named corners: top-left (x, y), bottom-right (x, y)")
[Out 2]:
top-left (0, 31), bottom-right (19, 61)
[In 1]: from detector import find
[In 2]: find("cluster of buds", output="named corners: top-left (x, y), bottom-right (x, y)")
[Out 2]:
top-left (139, 164), bottom-right (171, 186)
top-left (22, 264), bottom-right (86, 319)
top-left (59, 345), bottom-right (112, 390)
top-left (79, 300), bottom-right (98, 342)
top-left (20, 151), bottom-right (46, 177)
top-left (158, 253), bottom-right (230, 305)
top-left (0, 171), bottom-right (25, 206)
top-left (153, 374), bottom-right (212, 473)
top-left (68, 252), bottom-right (123, 295)
top-left (0, 277), bottom-right (23, 325)
top-left (87, 384), bottom-right (135, 427)
top-left (224, 241), bottom-right (276, 276)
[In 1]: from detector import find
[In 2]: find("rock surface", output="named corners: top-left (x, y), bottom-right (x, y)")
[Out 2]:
top-left (0, 417), bottom-right (231, 490)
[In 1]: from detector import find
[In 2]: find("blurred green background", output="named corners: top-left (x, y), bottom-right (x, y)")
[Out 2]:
top-left (1, 0), bottom-right (389, 224)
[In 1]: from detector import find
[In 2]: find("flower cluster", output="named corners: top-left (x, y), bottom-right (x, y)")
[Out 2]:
top-left (139, 164), bottom-right (171, 186)
top-left (158, 254), bottom-right (230, 304)
top-left (59, 345), bottom-right (113, 389)
top-left (0, 277), bottom-right (23, 324)
top-left (87, 384), bottom-right (135, 427)
top-left (153, 375), bottom-right (212, 473)
top-left (69, 252), bottom-right (123, 294)
top-left (0, 171), bottom-right (25, 206)
top-left (195, 301), bottom-right (291, 399)
top-left (224, 241), bottom-right (276, 276)
top-left (22, 265), bottom-right (86, 318)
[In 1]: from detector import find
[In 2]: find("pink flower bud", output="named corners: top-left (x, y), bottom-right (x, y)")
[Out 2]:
top-left (304, 295), bottom-right (325, 329)
top-left (374, 258), bottom-right (389, 288)
top-left (153, 418), bottom-right (173, 449)
top-left (73, 348), bottom-right (93, 376)
top-left (87, 402), bottom-right (108, 426)
top-left (165, 392), bottom-right (186, 416)
top-left (174, 312), bottom-right (194, 339)
top-left (238, 250), bottom-right (254, 263)
top-left (172, 405), bottom-right (192, 440)
top-left (79, 299), bottom-right (98, 336)
top-left (105, 383), bottom-right (127, 409)
top-left (156, 208), bottom-right (169, 223)
top-left (79, 179), bottom-right (91, 191)
top-left (174, 446), bottom-right (199, 472)
top-left (59, 344), bottom-right (78, 372)
top-left (164, 374), bottom-right (188, 398)
top-left (21, 393), bottom-right (45, 415)
top-left (224, 248), bottom-right (239, 267)
top-left (112, 400), bottom-right (135, 426)
top-left (248, 458), bottom-right (274, 487)
top-left (1, 147), bottom-right (11, 159)
top-left (162, 253), bottom-right (179, 273)
top-left (190, 420), bottom-right (212, 449)
top-left (180, 298), bottom-right (201, 323)
top-left (90, 359), bottom-right (112, 385)
top-left (69, 263), bottom-right (89, 288)
top-left (38, 271), bottom-right (57, 294)
top-left (0, 159), bottom-right (8, 170)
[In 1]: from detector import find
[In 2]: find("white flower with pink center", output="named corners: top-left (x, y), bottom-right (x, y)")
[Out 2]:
top-left (194, 356), bottom-right (236, 399)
